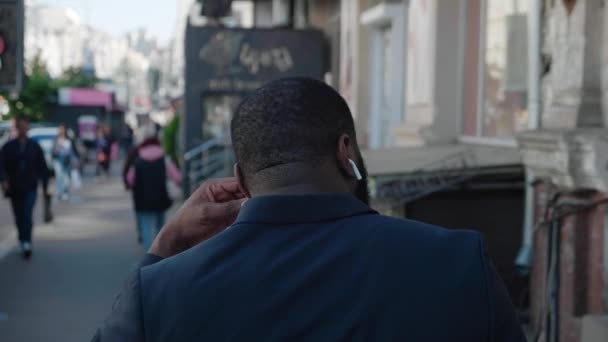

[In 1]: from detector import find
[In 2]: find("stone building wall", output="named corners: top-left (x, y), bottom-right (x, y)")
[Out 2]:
top-left (519, 1), bottom-right (608, 341)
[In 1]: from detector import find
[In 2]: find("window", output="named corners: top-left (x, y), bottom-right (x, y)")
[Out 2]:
top-left (483, 0), bottom-right (528, 137)
top-left (464, 0), bottom-right (529, 138)
top-left (361, 1), bottom-right (406, 149)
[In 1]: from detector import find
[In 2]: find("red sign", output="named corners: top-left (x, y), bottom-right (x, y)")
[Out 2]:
top-left (0, 35), bottom-right (5, 55)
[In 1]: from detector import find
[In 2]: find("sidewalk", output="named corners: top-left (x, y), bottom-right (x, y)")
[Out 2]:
top-left (0, 176), bottom-right (145, 342)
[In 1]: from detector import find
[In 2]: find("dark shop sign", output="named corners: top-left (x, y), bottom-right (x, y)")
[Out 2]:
top-left (185, 26), bottom-right (327, 93)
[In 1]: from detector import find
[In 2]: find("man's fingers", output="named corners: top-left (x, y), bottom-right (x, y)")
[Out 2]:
top-left (212, 179), bottom-right (245, 200)
top-left (203, 199), bottom-right (245, 219)
top-left (191, 179), bottom-right (232, 202)
top-left (179, 198), bottom-right (247, 250)
top-left (204, 177), bottom-right (239, 189)
top-left (198, 178), bottom-right (245, 202)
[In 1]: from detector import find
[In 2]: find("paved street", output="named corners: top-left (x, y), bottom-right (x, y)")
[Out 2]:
top-left (0, 176), bottom-right (145, 342)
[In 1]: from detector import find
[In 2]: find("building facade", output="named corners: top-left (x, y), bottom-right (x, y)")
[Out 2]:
top-left (340, 1), bottom-right (608, 341)
top-left (518, 1), bottom-right (608, 341)
top-left (25, 4), bottom-right (85, 78)
top-left (335, 0), bottom-right (531, 329)
top-left (180, 2), bottom-right (608, 339)
top-left (24, 1), bottom-right (158, 115)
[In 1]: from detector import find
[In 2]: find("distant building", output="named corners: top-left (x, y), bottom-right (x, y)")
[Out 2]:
top-left (24, 1), bottom-right (157, 115)
top-left (25, 4), bottom-right (84, 77)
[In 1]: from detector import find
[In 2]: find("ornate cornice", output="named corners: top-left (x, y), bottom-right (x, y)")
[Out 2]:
top-left (518, 129), bottom-right (608, 191)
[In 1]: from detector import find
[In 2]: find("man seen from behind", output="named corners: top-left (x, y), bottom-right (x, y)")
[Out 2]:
top-left (95, 78), bottom-right (526, 341)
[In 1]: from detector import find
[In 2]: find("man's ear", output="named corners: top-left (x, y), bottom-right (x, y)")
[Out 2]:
top-left (336, 134), bottom-right (357, 179)
top-left (234, 163), bottom-right (252, 198)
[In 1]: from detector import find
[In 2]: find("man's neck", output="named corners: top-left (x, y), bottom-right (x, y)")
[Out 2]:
top-left (18, 135), bottom-right (27, 143)
top-left (250, 162), bottom-right (352, 197)
top-left (260, 183), bottom-right (346, 196)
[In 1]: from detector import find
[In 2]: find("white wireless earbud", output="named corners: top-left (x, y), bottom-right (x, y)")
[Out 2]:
top-left (349, 159), bottom-right (363, 181)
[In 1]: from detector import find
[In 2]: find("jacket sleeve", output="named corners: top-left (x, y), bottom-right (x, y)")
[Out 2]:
top-left (0, 144), bottom-right (6, 183)
top-left (126, 166), bottom-right (136, 188)
top-left (123, 147), bottom-right (139, 189)
top-left (480, 238), bottom-right (528, 342)
top-left (51, 138), bottom-right (59, 159)
top-left (34, 143), bottom-right (49, 192)
top-left (92, 254), bottom-right (163, 342)
top-left (71, 138), bottom-right (80, 160)
top-left (165, 158), bottom-right (183, 185)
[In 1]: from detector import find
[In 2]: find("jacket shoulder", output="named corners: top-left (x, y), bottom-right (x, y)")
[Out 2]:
top-left (357, 213), bottom-right (482, 248)
top-left (2, 139), bottom-right (16, 150)
top-left (359, 214), bottom-right (485, 279)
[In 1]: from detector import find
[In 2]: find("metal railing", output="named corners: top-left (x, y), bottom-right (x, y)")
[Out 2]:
top-left (183, 134), bottom-right (235, 196)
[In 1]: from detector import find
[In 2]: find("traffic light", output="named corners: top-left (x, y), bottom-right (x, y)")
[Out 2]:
top-left (0, 0), bottom-right (24, 92)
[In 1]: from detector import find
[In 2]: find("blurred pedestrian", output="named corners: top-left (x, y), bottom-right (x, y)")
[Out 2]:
top-left (0, 116), bottom-right (49, 259)
top-left (52, 125), bottom-right (78, 201)
top-left (124, 125), bottom-right (181, 250)
top-left (95, 126), bottom-right (112, 177)
top-left (123, 144), bottom-right (141, 243)
top-left (120, 125), bottom-right (134, 158)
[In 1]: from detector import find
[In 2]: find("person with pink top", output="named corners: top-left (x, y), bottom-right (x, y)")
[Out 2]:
top-left (124, 126), bottom-right (182, 250)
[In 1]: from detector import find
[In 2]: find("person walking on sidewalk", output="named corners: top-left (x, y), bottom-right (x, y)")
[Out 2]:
top-left (0, 117), bottom-right (49, 259)
top-left (125, 126), bottom-right (182, 251)
top-left (96, 125), bottom-right (113, 177)
top-left (52, 124), bottom-right (78, 201)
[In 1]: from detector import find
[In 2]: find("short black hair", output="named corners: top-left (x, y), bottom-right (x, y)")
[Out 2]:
top-left (231, 77), bottom-right (356, 178)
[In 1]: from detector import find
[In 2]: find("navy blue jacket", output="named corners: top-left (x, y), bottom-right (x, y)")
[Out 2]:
top-left (0, 138), bottom-right (49, 196)
top-left (94, 193), bottom-right (526, 341)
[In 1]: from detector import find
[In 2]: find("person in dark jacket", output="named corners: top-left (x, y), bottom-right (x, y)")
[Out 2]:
top-left (0, 116), bottom-right (49, 259)
top-left (94, 78), bottom-right (526, 341)
top-left (96, 125), bottom-right (114, 177)
top-left (124, 125), bottom-right (182, 251)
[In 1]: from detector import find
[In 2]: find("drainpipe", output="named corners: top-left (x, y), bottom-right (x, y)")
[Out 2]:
top-left (515, 0), bottom-right (542, 274)
top-left (288, 0), bottom-right (296, 28)
top-left (527, 0), bottom-right (542, 130)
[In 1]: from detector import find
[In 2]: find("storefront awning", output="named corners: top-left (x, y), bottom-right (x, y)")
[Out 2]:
top-left (362, 143), bottom-right (522, 177)
top-left (362, 143), bottom-right (523, 203)
top-left (58, 88), bottom-right (113, 110)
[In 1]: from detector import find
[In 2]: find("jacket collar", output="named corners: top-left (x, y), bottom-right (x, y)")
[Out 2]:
top-left (235, 193), bottom-right (377, 224)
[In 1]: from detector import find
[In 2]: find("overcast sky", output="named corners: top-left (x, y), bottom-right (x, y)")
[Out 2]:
top-left (39, 0), bottom-right (179, 44)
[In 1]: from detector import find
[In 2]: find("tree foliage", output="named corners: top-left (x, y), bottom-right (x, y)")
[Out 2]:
top-left (163, 114), bottom-right (180, 166)
top-left (2, 55), bottom-right (54, 122)
top-left (56, 66), bottom-right (99, 88)
top-left (1, 56), bottom-right (99, 121)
